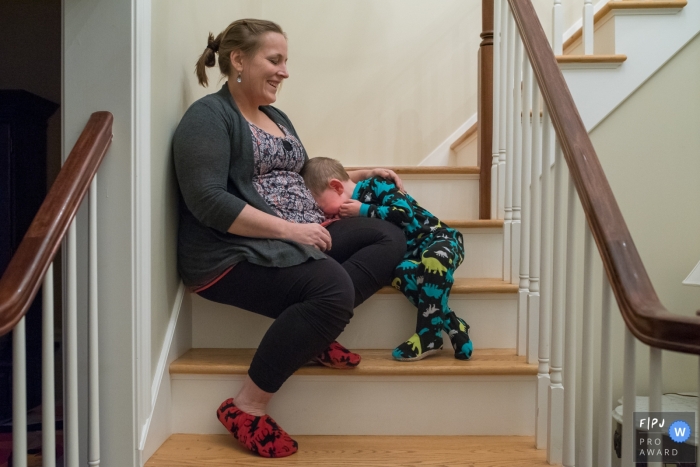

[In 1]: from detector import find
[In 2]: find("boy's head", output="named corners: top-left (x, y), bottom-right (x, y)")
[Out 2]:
top-left (301, 157), bottom-right (356, 216)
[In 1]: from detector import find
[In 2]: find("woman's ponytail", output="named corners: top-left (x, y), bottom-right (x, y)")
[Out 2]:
top-left (195, 32), bottom-right (222, 87)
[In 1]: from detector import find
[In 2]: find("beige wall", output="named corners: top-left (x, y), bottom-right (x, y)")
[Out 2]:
top-left (148, 0), bottom-right (613, 376)
top-left (575, 32), bottom-right (700, 449)
top-left (149, 0), bottom-right (486, 377)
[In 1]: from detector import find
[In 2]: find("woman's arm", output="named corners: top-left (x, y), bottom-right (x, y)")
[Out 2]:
top-left (229, 205), bottom-right (332, 251)
top-left (347, 168), bottom-right (405, 191)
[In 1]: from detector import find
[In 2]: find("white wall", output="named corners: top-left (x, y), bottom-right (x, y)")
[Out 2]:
top-left (591, 30), bottom-right (700, 387)
top-left (64, 0), bottom-right (140, 464)
top-left (571, 31), bottom-right (700, 455)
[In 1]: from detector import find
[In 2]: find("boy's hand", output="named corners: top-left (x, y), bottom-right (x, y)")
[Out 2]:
top-left (339, 199), bottom-right (362, 218)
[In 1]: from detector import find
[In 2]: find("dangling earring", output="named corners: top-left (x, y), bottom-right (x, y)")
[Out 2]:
top-left (236, 72), bottom-right (242, 83)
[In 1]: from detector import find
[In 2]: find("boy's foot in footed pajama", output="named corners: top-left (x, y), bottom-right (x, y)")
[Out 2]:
top-left (444, 311), bottom-right (473, 360)
top-left (392, 332), bottom-right (443, 361)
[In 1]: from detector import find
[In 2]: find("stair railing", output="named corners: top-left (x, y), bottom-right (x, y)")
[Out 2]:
top-left (0, 112), bottom-right (113, 467)
top-left (492, 0), bottom-right (700, 466)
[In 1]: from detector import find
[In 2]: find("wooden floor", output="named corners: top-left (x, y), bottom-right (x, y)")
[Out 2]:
top-left (146, 434), bottom-right (556, 467)
top-left (170, 348), bottom-right (537, 377)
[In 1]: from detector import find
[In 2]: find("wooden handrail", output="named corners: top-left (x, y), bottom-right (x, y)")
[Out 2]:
top-left (508, 0), bottom-right (700, 355)
top-left (0, 112), bottom-right (113, 336)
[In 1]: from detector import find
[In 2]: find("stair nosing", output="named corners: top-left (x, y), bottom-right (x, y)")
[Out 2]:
top-left (563, 0), bottom-right (687, 51)
top-left (377, 278), bottom-right (517, 295)
top-left (170, 348), bottom-right (537, 377)
top-left (346, 166), bottom-right (480, 175)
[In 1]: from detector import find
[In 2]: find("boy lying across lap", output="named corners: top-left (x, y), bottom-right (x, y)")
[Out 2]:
top-left (301, 157), bottom-right (473, 361)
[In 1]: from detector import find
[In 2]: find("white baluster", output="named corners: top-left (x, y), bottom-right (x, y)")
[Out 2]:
top-left (563, 174), bottom-right (578, 467)
top-left (648, 346), bottom-right (662, 467)
top-left (89, 178), bottom-right (100, 467)
top-left (43, 264), bottom-right (56, 467)
top-left (553, 0), bottom-right (564, 55)
top-left (491, 0), bottom-right (501, 219)
top-left (13, 317), bottom-right (27, 467)
top-left (597, 276), bottom-right (614, 467)
top-left (504, 12), bottom-right (516, 282)
top-left (579, 225), bottom-right (595, 467)
top-left (504, 42), bottom-right (527, 355)
top-left (583, 0), bottom-right (594, 55)
top-left (517, 55), bottom-right (533, 356)
top-left (65, 220), bottom-right (79, 467)
top-left (498, 0), bottom-right (509, 220)
top-left (622, 327), bottom-right (636, 467)
top-left (527, 93), bottom-right (543, 365)
top-left (548, 140), bottom-right (566, 464)
top-left (511, 37), bottom-right (523, 288)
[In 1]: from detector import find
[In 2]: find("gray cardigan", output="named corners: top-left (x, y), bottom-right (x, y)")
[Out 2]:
top-left (173, 83), bottom-right (325, 287)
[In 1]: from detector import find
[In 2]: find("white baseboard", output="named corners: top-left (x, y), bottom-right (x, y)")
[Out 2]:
top-left (418, 113), bottom-right (477, 166)
top-left (139, 282), bottom-right (192, 464)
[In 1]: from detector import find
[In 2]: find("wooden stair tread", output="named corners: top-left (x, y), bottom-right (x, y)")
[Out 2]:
top-left (556, 54), bottom-right (627, 64)
top-left (443, 219), bottom-right (504, 228)
top-left (563, 1), bottom-right (687, 51)
top-left (146, 434), bottom-right (553, 466)
top-left (449, 121), bottom-right (478, 150)
top-left (170, 348), bottom-right (536, 376)
top-left (346, 166), bottom-right (479, 175)
top-left (377, 277), bottom-right (516, 295)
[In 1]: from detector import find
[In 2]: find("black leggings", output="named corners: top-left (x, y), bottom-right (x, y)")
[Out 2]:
top-left (198, 217), bottom-right (406, 393)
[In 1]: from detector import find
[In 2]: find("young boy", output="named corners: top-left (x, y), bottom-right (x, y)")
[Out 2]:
top-left (301, 157), bottom-right (473, 361)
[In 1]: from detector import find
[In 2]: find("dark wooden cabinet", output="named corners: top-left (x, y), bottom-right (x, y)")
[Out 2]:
top-left (0, 90), bottom-right (58, 421)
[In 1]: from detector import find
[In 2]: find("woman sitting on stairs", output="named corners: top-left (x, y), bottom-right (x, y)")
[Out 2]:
top-left (173, 19), bottom-right (407, 458)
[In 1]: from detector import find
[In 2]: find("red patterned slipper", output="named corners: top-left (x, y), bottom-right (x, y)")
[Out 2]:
top-left (312, 341), bottom-right (361, 369)
top-left (217, 398), bottom-right (298, 458)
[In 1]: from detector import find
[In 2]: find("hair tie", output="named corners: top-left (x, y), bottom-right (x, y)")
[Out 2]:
top-left (207, 42), bottom-right (219, 53)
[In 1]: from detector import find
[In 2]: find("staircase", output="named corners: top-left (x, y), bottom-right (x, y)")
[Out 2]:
top-left (146, 166), bottom-right (547, 464)
top-left (4, 1), bottom-right (696, 466)
top-left (144, 2), bottom-right (700, 465)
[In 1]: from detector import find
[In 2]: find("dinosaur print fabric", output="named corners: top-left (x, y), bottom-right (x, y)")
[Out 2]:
top-left (351, 177), bottom-right (471, 361)
top-left (217, 398), bottom-right (298, 458)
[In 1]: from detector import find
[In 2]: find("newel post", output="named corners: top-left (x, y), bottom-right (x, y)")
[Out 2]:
top-left (478, 0), bottom-right (495, 219)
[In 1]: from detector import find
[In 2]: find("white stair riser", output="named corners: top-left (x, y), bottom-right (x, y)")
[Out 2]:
top-left (451, 134), bottom-right (478, 166)
top-left (171, 374), bottom-right (535, 435)
top-left (192, 294), bottom-right (516, 350)
top-left (455, 228), bottom-right (503, 279)
top-left (401, 175), bottom-right (479, 220)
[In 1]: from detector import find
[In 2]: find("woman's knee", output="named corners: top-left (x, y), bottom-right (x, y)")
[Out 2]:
top-left (303, 259), bottom-right (355, 325)
top-left (372, 219), bottom-right (407, 262)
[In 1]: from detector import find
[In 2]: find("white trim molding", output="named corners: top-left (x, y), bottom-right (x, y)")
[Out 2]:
top-left (140, 283), bottom-right (191, 463)
top-left (132, 0), bottom-right (153, 457)
top-left (418, 113), bottom-right (477, 166)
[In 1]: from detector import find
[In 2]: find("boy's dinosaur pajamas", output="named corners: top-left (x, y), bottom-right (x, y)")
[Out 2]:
top-left (352, 176), bottom-right (473, 361)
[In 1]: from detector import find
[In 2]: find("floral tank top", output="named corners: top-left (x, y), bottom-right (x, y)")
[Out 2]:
top-left (249, 122), bottom-right (325, 224)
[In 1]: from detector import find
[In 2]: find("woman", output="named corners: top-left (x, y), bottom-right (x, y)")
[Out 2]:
top-left (173, 19), bottom-right (406, 458)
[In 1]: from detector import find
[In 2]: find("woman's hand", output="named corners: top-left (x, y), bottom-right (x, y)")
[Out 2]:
top-left (369, 168), bottom-right (404, 191)
top-left (339, 199), bottom-right (362, 218)
top-left (347, 168), bottom-right (405, 191)
top-left (287, 222), bottom-right (332, 251)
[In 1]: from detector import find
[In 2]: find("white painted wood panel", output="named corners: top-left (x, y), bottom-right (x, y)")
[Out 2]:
top-left (171, 374), bottom-right (536, 435)
top-left (400, 175), bottom-right (480, 220)
top-left (192, 294), bottom-right (517, 351)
